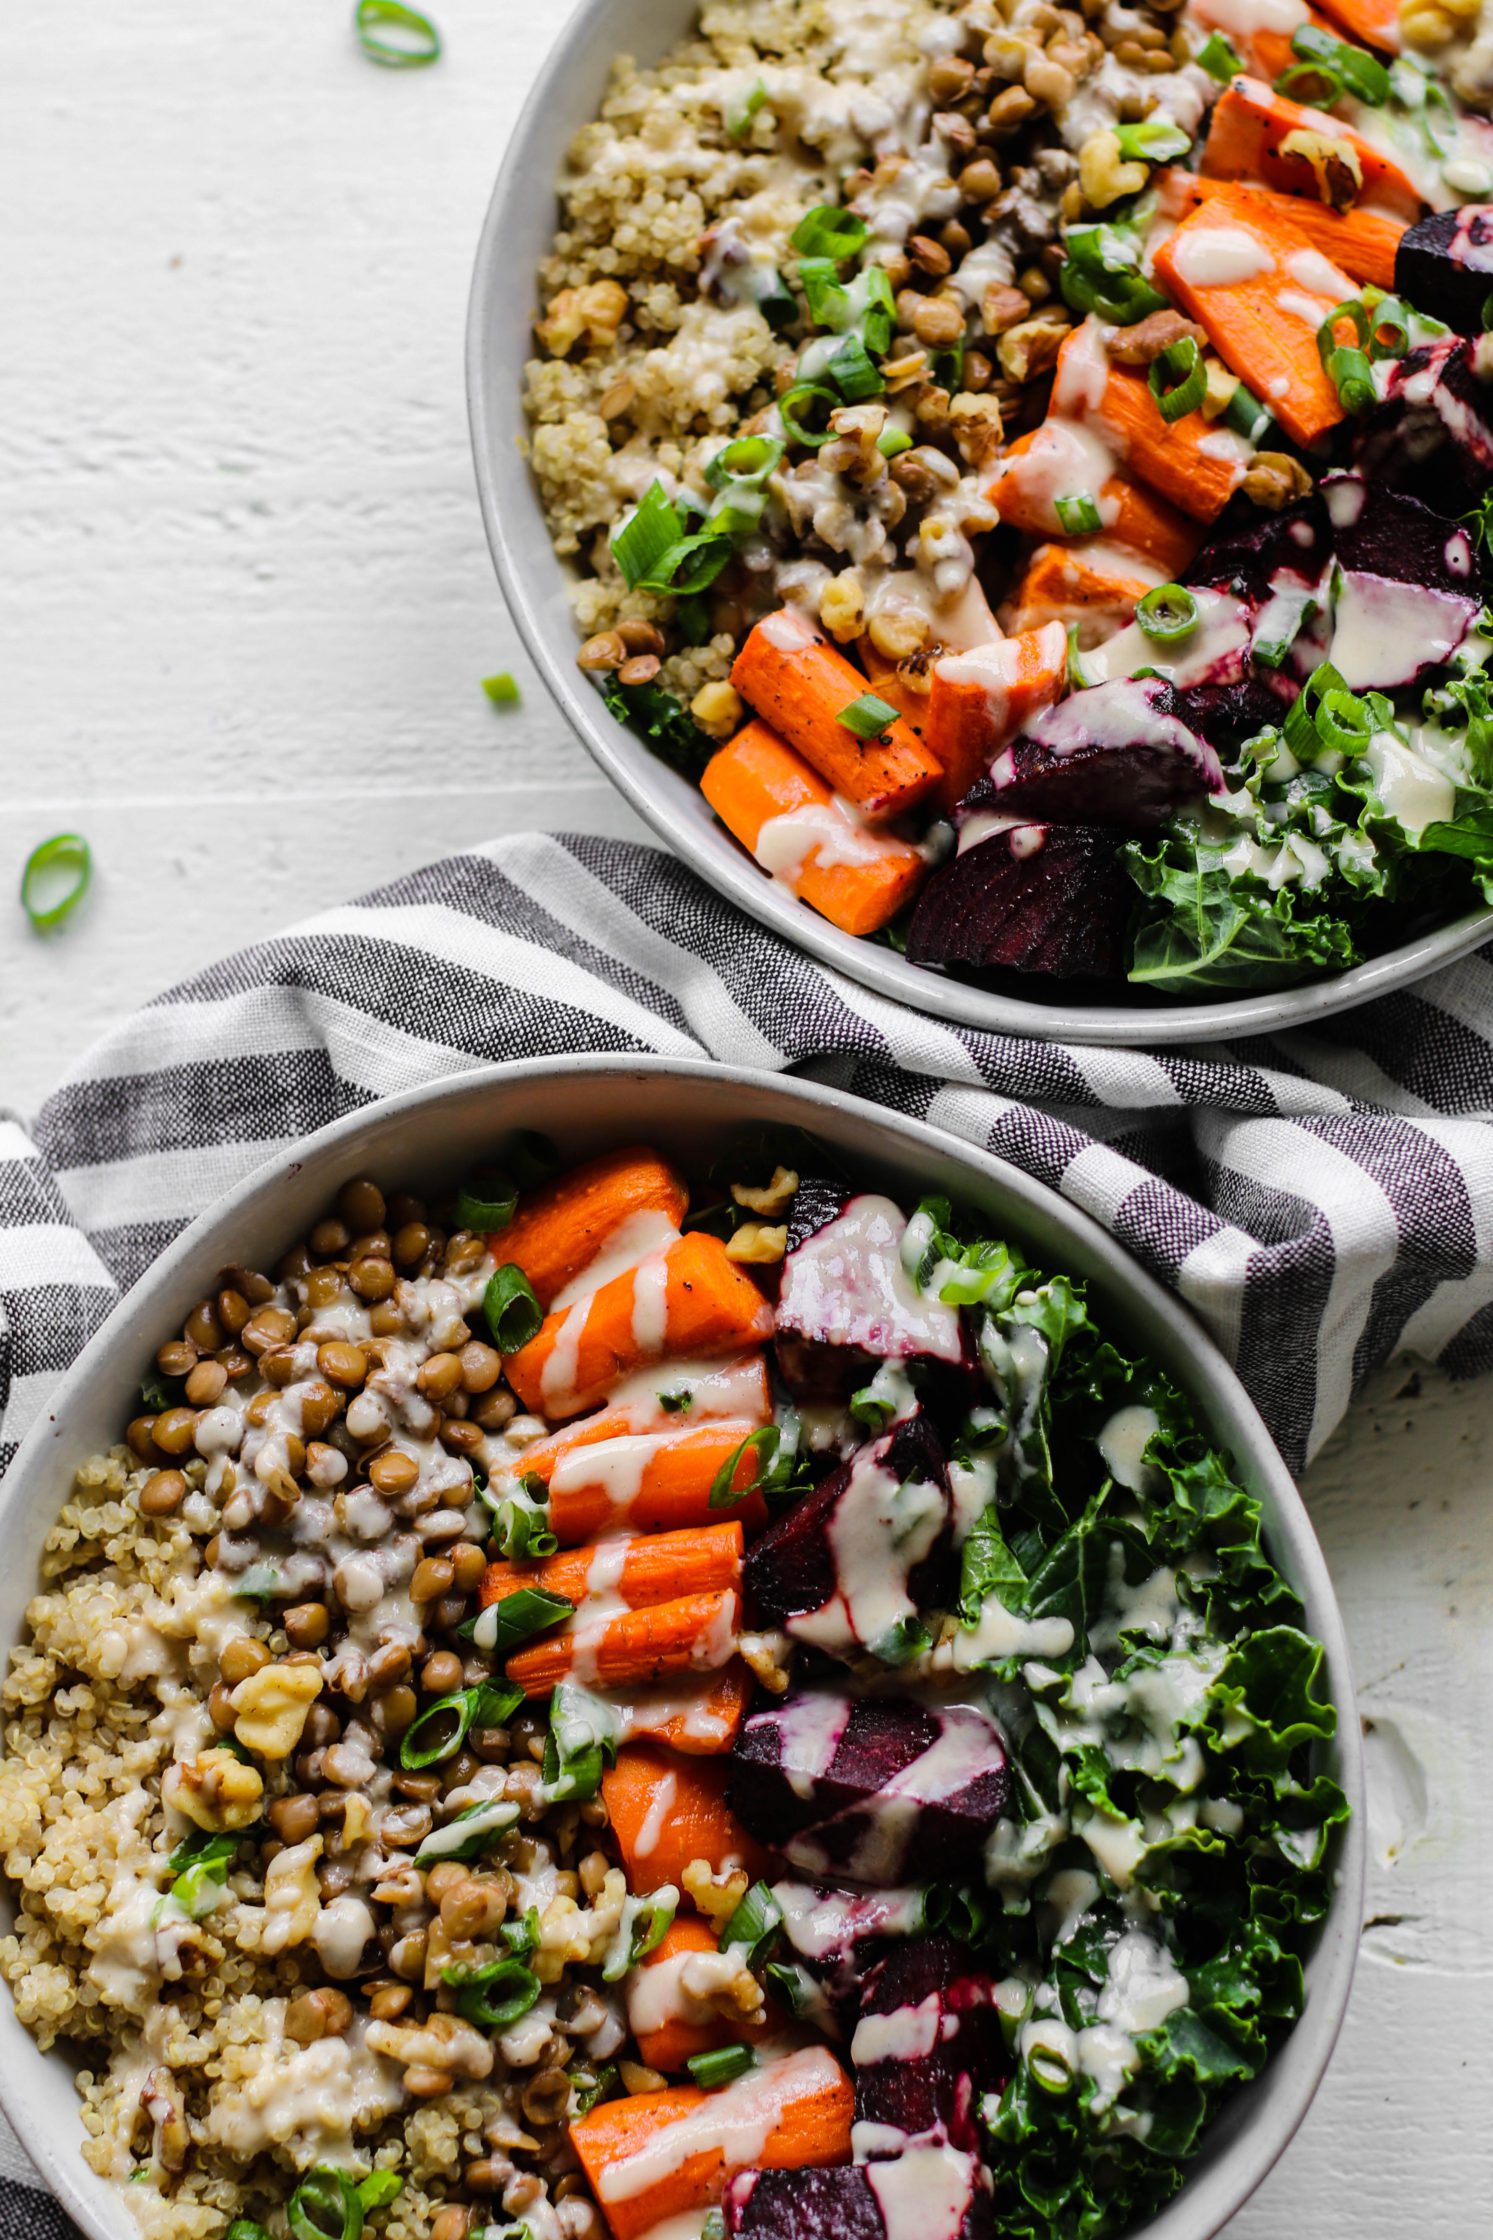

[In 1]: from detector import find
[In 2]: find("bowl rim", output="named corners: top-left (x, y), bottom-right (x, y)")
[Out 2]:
top-left (0, 1054), bottom-right (1363, 2240)
top-left (465, 0), bottom-right (1493, 1048)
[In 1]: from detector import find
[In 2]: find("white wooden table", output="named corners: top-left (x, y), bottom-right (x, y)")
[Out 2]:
top-left (1, 4), bottom-right (1487, 2227)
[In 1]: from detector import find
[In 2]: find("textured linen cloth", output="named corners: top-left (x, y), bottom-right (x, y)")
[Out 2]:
top-left (1, 826), bottom-right (1492, 2226)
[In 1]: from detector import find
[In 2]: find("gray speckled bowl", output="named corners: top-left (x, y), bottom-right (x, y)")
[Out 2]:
top-left (466, 0), bottom-right (1493, 1045)
top-left (0, 1058), bottom-right (1361, 2240)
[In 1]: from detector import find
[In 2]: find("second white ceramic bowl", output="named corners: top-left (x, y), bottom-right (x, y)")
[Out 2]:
top-left (1, 1058), bottom-right (1360, 2239)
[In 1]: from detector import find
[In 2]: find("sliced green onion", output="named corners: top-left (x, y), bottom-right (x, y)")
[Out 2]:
top-left (413, 1795), bottom-right (521, 1866)
top-left (1363, 292), bottom-right (1411, 359)
top-left (1066, 622), bottom-right (1096, 690)
top-left (720, 1879), bottom-right (783, 1964)
top-left (725, 77), bottom-right (768, 140)
top-left (356, 2175), bottom-right (403, 2212)
top-left (1274, 58), bottom-right (1343, 103)
top-left (1315, 687), bottom-right (1373, 754)
top-left (778, 381), bottom-right (840, 449)
top-left (789, 204), bottom-right (868, 261)
top-left (400, 1680), bottom-right (522, 1771)
top-left (20, 832), bottom-right (91, 931)
top-left (825, 333), bottom-right (884, 401)
top-left (481, 673), bottom-right (520, 708)
top-left (484, 1263), bottom-right (543, 1352)
top-left (1114, 117), bottom-right (1192, 162)
top-left (227, 2222), bottom-right (272, 2240)
top-left (637, 531), bottom-right (738, 597)
top-left (1136, 583), bottom-right (1200, 642)
top-left (1224, 379), bottom-right (1271, 444)
top-left (709, 1425), bottom-right (780, 1508)
top-left (1195, 31), bottom-right (1240, 79)
top-left (1283, 661), bottom-right (1349, 760)
top-left (467, 1586), bottom-right (574, 1660)
top-left (602, 1889), bottom-right (679, 1982)
top-left (877, 426), bottom-right (913, 458)
top-left (611, 482), bottom-right (683, 589)
top-left (570, 2064), bottom-right (619, 2118)
top-left (288, 2168), bottom-right (364, 2240)
top-left (867, 1614), bottom-right (933, 1665)
top-left (762, 1957), bottom-right (826, 2018)
top-left (1317, 299), bottom-right (1369, 366)
top-left (543, 1680), bottom-right (621, 1801)
top-left (1147, 337), bottom-right (1206, 423)
top-left (456, 1172), bottom-right (519, 1231)
top-left (446, 1955), bottom-right (542, 2031)
top-left (1326, 343), bottom-right (1376, 414)
top-left (798, 254), bottom-right (850, 331)
top-left (659, 1388), bottom-right (693, 1414)
top-left (688, 2044), bottom-right (756, 2088)
top-left (857, 265), bottom-right (899, 356)
top-left (503, 1905), bottom-right (541, 1956)
top-left (1054, 491), bottom-right (1102, 535)
top-left (837, 691), bottom-right (899, 738)
top-left (478, 1482), bottom-right (558, 1562)
top-left (705, 435), bottom-right (785, 489)
top-left (1290, 23), bottom-right (1389, 103)
top-left (354, 0), bottom-right (440, 69)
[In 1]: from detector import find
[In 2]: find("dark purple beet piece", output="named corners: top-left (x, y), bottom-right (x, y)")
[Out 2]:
top-left (1323, 471), bottom-right (1476, 592)
top-left (853, 1936), bottom-right (1008, 2155)
top-left (1172, 670), bottom-right (1295, 746)
top-left (725, 2158), bottom-right (993, 2240)
top-left (743, 1413), bottom-right (954, 1645)
top-left (986, 676), bottom-right (1223, 829)
top-left (906, 825), bottom-right (1131, 982)
top-left (1394, 206), bottom-right (1493, 336)
top-left (1353, 337), bottom-right (1493, 516)
top-left (785, 1176), bottom-right (850, 1254)
top-left (774, 1193), bottom-right (970, 1405)
top-left (728, 1693), bottom-right (1009, 1884)
top-left (1318, 470), bottom-right (1480, 687)
top-left (1184, 490), bottom-right (1330, 599)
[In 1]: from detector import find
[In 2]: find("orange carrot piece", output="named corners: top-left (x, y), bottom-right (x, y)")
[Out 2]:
top-left (480, 1521), bottom-right (744, 1617)
top-left (1314, 0), bottom-right (1401, 50)
top-left (504, 1232), bottom-right (774, 1420)
top-left (1155, 168), bottom-right (1403, 290)
top-left (504, 1587), bottom-right (741, 1696)
top-left (1200, 77), bottom-right (1423, 222)
top-left (570, 2049), bottom-right (855, 2240)
top-left (1050, 323), bottom-right (1249, 523)
top-left (628, 1914), bottom-right (780, 2072)
top-left (1152, 182), bottom-right (1354, 449)
top-left (859, 641), bottom-right (935, 736)
top-left (926, 623), bottom-right (1069, 810)
top-left (989, 429), bottom-right (1202, 577)
top-left (729, 609), bottom-right (943, 821)
top-left (700, 719), bottom-right (929, 938)
top-left (1003, 541), bottom-right (1166, 643)
top-left (627, 1664), bottom-right (755, 1755)
top-left (605, 1743), bottom-right (772, 1892)
top-left (493, 1146), bottom-right (688, 1309)
top-left (521, 1412), bottom-right (772, 1544)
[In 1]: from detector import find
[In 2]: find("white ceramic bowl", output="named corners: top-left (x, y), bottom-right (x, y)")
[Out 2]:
top-left (0, 1057), bottom-right (1364, 2239)
top-left (466, 0), bottom-right (1493, 1045)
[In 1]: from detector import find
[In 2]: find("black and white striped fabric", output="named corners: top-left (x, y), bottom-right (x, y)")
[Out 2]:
top-left (5, 828), bottom-right (1493, 1501)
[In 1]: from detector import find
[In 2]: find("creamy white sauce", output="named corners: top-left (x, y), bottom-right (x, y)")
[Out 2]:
top-left (597, 2046), bottom-right (845, 2202)
top-left (1170, 226), bottom-right (1276, 288)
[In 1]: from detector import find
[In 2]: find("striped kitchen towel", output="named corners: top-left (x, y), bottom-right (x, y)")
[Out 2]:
top-left (4, 830), bottom-right (1493, 1504)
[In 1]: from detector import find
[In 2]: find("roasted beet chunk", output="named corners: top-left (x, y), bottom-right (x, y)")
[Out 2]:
top-left (774, 1193), bottom-right (969, 1404)
top-left (853, 1935), bottom-right (1008, 2156)
top-left (785, 1176), bottom-right (850, 1254)
top-left (1321, 471), bottom-right (1480, 687)
top-left (984, 676), bottom-right (1222, 830)
top-left (907, 824), bottom-right (1131, 982)
top-left (744, 1413), bottom-right (954, 1655)
top-left (724, 2154), bottom-right (994, 2240)
top-left (1353, 336), bottom-right (1493, 517)
top-left (1184, 489), bottom-right (1330, 600)
top-left (1395, 207), bottom-right (1493, 336)
top-left (729, 1693), bottom-right (1008, 1885)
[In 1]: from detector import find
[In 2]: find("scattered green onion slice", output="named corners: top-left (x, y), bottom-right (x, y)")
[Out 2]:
top-left (1364, 293), bottom-right (1411, 359)
top-left (709, 1424), bottom-right (780, 1508)
top-left (1114, 117), bottom-right (1191, 162)
top-left (837, 691), bottom-right (900, 738)
top-left (778, 381), bottom-right (840, 449)
top-left (1316, 299), bottom-right (1370, 367)
top-left (877, 426), bottom-right (913, 458)
top-left (688, 2044), bottom-right (756, 2089)
top-left (789, 204), bottom-right (868, 261)
top-left (1136, 583), bottom-right (1200, 643)
top-left (825, 332), bottom-right (884, 402)
top-left (484, 1263), bottom-right (543, 1352)
top-left (611, 482), bottom-right (683, 589)
top-left (400, 1680), bottom-right (521, 1771)
top-left (637, 530), bottom-right (737, 597)
top-left (1274, 58), bottom-right (1342, 103)
top-left (468, 1585), bottom-right (574, 1660)
top-left (659, 1388), bottom-right (693, 1413)
top-left (1326, 343), bottom-right (1376, 414)
top-left (20, 832), bottom-right (91, 931)
top-left (482, 673), bottom-right (520, 708)
top-left (354, 0), bottom-right (440, 67)
top-left (446, 1956), bottom-right (542, 2032)
top-left (1065, 622), bottom-right (1097, 690)
top-left (543, 1680), bottom-right (621, 1802)
top-left (1195, 31), bottom-right (1240, 79)
top-left (571, 2064), bottom-right (619, 2118)
top-left (356, 2175), bottom-right (403, 2213)
top-left (1147, 337), bottom-right (1206, 423)
top-left (705, 435), bottom-right (785, 488)
top-left (288, 2167), bottom-right (364, 2240)
top-left (456, 1171), bottom-right (519, 1231)
top-left (725, 77), bottom-right (768, 139)
top-left (227, 2221), bottom-right (272, 2240)
top-left (1288, 22), bottom-right (1389, 103)
top-left (1054, 491), bottom-right (1102, 535)
top-left (720, 1879), bottom-right (783, 1964)
top-left (1315, 687), bottom-right (1373, 754)
top-left (1224, 378), bottom-right (1272, 444)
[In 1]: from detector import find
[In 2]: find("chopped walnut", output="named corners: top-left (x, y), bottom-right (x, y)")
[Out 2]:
top-left (1106, 311), bottom-right (1208, 368)
top-left (261, 1836), bottom-right (322, 1956)
top-left (1241, 452), bottom-right (1315, 510)
top-left (726, 1222), bottom-right (788, 1266)
top-left (739, 1628), bottom-right (795, 1694)
top-left (231, 1659), bottom-right (323, 1760)
top-left (163, 1748), bottom-right (263, 1832)
top-left (731, 1166), bottom-right (800, 1216)
top-left (948, 392), bottom-right (1006, 466)
top-left (1278, 129), bottom-right (1363, 210)
top-left (365, 2011), bottom-right (494, 2093)
top-left (997, 316), bottom-right (1070, 385)
top-left (682, 1857), bottom-right (749, 1932)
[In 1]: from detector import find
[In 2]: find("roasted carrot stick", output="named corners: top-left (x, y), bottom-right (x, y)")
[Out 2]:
top-left (480, 1522), bottom-right (744, 1617)
top-left (729, 609), bottom-right (944, 821)
top-left (858, 641), bottom-right (934, 735)
top-left (1152, 182), bottom-right (1355, 449)
top-left (603, 1743), bottom-right (772, 1893)
top-left (988, 429), bottom-right (1202, 577)
top-left (628, 1916), bottom-right (774, 2073)
top-left (505, 1587), bottom-right (741, 1696)
top-left (493, 1146), bottom-right (689, 1309)
top-left (570, 2047), bottom-right (855, 2240)
top-left (1155, 167), bottom-right (1403, 290)
top-left (504, 1232), bottom-right (774, 1419)
top-left (520, 1413), bottom-right (772, 1543)
top-left (627, 1665), bottom-right (755, 1755)
top-left (1314, 0), bottom-right (1400, 50)
top-left (926, 623), bottom-right (1069, 810)
top-left (1049, 322), bottom-right (1250, 523)
top-left (1201, 77), bottom-right (1423, 222)
top-left (700, 720), bottom-right (929, 938)
top-left (1003, 540), bottom-right (1165, 643)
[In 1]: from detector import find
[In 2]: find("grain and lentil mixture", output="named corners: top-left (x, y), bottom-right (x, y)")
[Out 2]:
top-left (0, 1133), bottom-right (1343, 2240)
top-left (523, 0), bottom-right (1493, 995)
